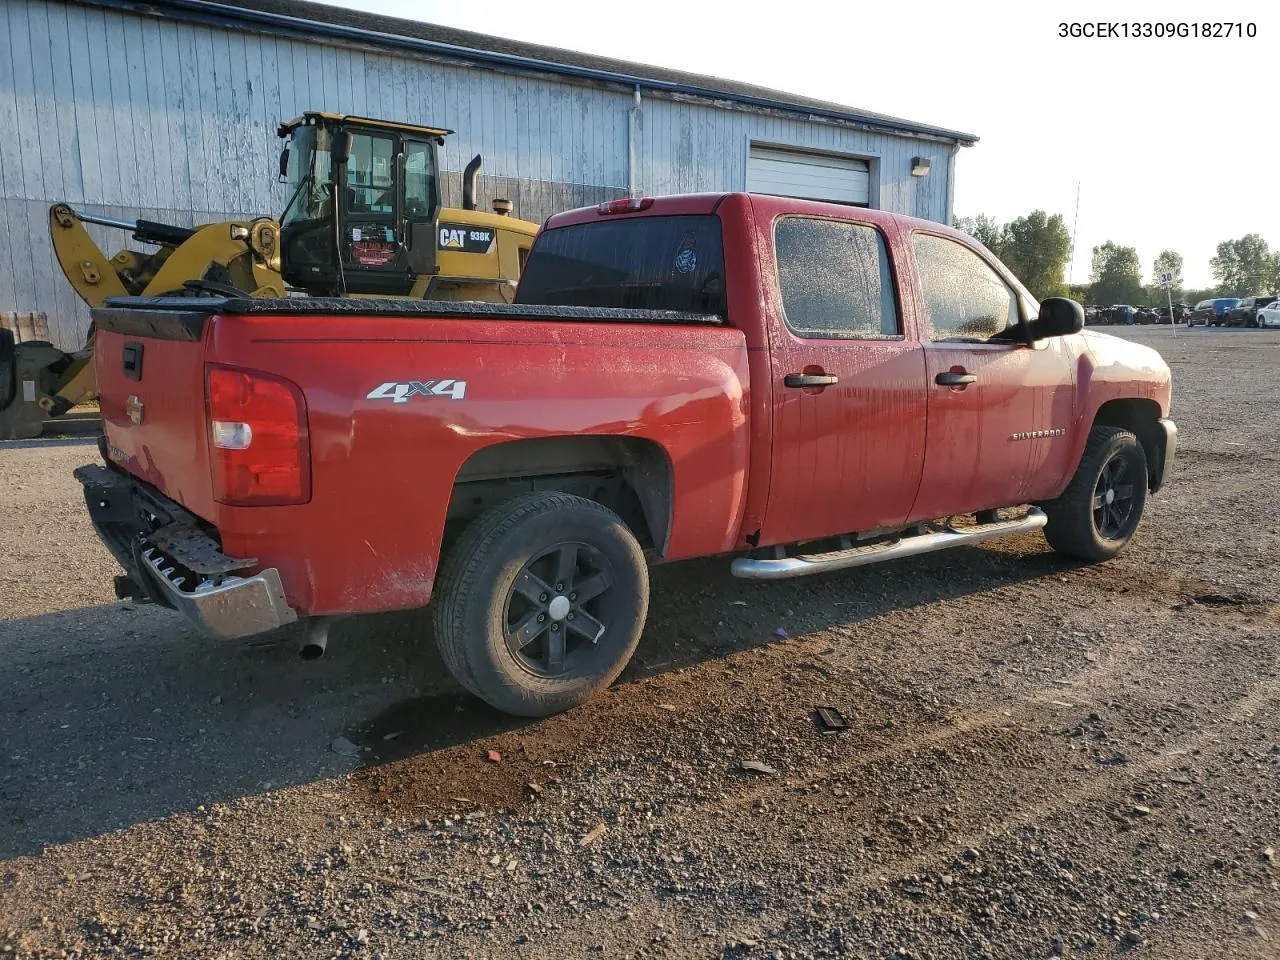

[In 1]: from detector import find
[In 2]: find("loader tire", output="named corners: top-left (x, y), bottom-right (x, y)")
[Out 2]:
top-left (0, 328), bottom-right (16, 411)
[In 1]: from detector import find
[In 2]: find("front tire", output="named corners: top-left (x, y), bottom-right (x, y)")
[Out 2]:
top-left (1042, 426), bottom-right (1148, 562)
top-left (432, 492), bottom-right (649, 717)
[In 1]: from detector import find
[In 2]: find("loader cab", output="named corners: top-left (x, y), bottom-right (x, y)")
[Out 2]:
top-left (277, 113), bottom-right (449, 296)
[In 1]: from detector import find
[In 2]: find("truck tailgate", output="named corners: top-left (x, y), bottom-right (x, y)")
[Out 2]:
top-left (92, 305), bottom-right (214, 511)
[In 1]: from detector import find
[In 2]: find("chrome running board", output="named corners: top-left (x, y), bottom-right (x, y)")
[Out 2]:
top-left (730, 508), bottom-right (1048, 580)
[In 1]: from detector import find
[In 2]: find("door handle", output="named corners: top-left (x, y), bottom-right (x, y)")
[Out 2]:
top-left (935, 371), bottom-right (977, 386)
top-left (784, 373), bottom-right (839, 388)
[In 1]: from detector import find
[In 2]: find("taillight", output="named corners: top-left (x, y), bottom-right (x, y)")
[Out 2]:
top-left (597, 197), bottom-right (654, 215)
top-left (205, 365), bottom-right (310, 505)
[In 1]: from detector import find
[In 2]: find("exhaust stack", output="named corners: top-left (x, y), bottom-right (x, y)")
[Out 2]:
top-left (462, 155), bottom-right (482, 211)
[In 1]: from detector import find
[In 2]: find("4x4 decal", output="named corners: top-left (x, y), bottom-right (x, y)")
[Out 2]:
top-left (366, 380), bottom-right (467, 403)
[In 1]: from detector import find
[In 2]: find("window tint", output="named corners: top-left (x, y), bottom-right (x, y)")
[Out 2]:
top-left (774, 218), bottom-right (899, 338)
top-left (346, 133), bottom-right (394, 213)
top-left (403, 141), bottom-right (437, 218)
top-left (516, 215), bottom-right (725, 315)
top-left (912, 233), bottom-right (1018, 341)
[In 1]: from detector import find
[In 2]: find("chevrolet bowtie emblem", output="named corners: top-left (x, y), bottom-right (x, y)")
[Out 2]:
top-left (126, 394), bottom-right (144, 425)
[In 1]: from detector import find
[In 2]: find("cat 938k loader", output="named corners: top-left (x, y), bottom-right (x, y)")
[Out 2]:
top-left (0, 113), bottom-right (538, 440)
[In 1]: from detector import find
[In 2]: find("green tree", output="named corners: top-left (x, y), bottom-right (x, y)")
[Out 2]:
top-left (1152, 250), bottom-right (1184, 295)
top-left (953, 214), bottom-right (1003, 252)
top-left (1090, 241), bottom-right (1143, 305)
top-left (1000, 211), bottom-right (1072, 299)
top-left (1210, 234), bottom-right (1279, 295)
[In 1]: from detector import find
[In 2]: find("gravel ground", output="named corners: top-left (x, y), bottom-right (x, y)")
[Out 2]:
top-left (1, 326), bottom-right (1278, 959)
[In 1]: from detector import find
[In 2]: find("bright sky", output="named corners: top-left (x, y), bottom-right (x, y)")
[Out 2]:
top-left (326, 0), bottom-right (1276, 289)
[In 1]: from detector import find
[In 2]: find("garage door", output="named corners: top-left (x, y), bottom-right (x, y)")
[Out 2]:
top-left (746, 145), bottom-right (870, 206)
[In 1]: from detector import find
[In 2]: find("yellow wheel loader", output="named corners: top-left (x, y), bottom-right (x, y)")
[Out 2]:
top-left (0, 113), bottom-right (538, 440)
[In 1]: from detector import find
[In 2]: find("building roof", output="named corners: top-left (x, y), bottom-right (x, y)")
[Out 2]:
top-left (100, 0), bottom-right (978, 145)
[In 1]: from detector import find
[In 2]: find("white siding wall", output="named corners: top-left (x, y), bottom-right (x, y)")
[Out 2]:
top-left (1, 0), bottom-right (960, 349)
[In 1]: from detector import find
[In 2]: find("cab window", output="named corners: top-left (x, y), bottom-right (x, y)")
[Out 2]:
top-left (913, 233), bottom-right (1019, 341)
top-left (404, 141), bottom-right (436, 218)
top-left (773, 217), bottom-right (900, 338)
top-left (346, 133), bottom-right (394, 214)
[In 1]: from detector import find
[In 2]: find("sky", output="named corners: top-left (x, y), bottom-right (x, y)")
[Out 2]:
top-left (322, 0), bottom-right (1276, 289)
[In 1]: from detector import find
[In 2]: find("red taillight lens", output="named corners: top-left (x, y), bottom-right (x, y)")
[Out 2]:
top-left (205, 365), bottom-right (310, 505)
top-left (597, 197), bottom-right (654, 215)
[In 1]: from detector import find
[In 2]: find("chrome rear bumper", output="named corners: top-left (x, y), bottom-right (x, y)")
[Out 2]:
top-left (76, 462), bottom-right (298, 640)
top-left (139, 547), bottom-right (297, 640)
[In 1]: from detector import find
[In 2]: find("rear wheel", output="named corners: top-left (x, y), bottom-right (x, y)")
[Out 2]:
top-left (432, 492), bottom-right (649, 717)
top-left (1043, 426), bottom-right (1148, 562)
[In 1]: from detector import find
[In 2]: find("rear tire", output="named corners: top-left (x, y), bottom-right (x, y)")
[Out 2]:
top-left (1042, 426), bottom-right (1148, 562)
top-left (432, 492), bottom-right (649, 717)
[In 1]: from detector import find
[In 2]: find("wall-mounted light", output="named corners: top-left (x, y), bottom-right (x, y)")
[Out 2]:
top-left (911, 157), bottom-right (931, 177)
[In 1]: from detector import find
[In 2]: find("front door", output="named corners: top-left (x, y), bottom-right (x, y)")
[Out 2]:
top-left (908, 231), bottom-right (1076, 521)
top-left (757, 215), bottom-right (928, 547)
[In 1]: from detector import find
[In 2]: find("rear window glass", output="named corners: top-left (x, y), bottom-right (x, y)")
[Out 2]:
top-left (774, 217), bottom-right (899, 338)
top-left (516, 215), bottom-right (726, 315)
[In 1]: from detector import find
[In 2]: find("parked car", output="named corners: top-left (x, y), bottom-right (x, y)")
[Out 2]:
top-left (1134, 307), bottom-right (1160, 325)
top-left (1226, 296), bottom-right (1277, 327)
top-left (1258, 300), bottom-right (1280, 328)
top-left (1156, 304), bottom-right (1189, 324)
top-left (75, 192), bottom-right (1177, 717)
top-left (1209, 298), bottom-right (1241, 326)
top-left (1189, 299), bottom-right (1216, 326)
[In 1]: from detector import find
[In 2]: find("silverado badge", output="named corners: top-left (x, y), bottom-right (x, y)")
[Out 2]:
top-left (126, 394), bottom-right (144, 425)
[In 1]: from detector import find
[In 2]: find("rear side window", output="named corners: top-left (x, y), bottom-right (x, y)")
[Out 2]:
top-left (912, 233), bottom-right (1018, 341)
top-left (516, 215), bottom-right (725, 315)
top-left (773, 217), bottom-right (899, 338)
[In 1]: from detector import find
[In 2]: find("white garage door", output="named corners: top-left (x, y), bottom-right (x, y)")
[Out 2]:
top-left (746, 145), bottom-right (870, 206)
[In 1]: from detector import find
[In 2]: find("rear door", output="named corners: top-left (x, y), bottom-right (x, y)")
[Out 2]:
top-left (908, 231), bottom-right (1075, 520)
top-left (756, 212), bottom-right (927, 546)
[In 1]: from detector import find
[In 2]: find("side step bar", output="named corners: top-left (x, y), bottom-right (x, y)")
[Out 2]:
top-left (730, 508), bottom-right (1048, 581)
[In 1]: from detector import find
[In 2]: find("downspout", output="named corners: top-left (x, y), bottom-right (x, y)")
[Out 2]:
top-left (627, 85), bottom-right (642, 198)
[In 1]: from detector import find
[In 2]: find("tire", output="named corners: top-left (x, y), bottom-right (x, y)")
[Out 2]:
top-left (0, 328), bottom-right (15, 411)
top-left (1042, 426), bottom-right (1148, 562)
top-left (431, 492), bottom-right (650, 717)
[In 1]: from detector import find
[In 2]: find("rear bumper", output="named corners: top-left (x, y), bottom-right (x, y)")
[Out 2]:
top-left (75, 463), bottom-right (298, 639)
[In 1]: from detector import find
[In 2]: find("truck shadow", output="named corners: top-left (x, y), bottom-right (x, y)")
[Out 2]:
top-left (0, 539), bottom-right (1079, 858)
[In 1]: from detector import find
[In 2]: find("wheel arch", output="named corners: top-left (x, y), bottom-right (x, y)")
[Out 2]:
top-left (1090, 397), bottom-right (1167, 491)
top-left (447, 435), bottom-right (674, 558)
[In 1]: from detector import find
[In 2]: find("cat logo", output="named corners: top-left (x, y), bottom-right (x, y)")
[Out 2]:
top-left (438, 224), bottom-right (495, 253)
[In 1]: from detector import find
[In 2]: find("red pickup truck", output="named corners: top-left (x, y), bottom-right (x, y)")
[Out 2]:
top-left (77, 193), bottom-right (1175, 716)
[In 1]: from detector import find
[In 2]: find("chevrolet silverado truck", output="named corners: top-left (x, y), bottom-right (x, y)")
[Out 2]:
top-left (76, 193), bottom-right (1176, 717)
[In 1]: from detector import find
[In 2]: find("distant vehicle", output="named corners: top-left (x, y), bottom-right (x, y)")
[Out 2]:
top-left (1189, 300), bottom-right (1216, 326)
top-left (1258, 301), bottom-right (1280, 329)
top-left (1156, 303), bottom-right (1189, 324)
top-left (1226, 296), bottom-right (1276, 327)
top-left (1208, 298), bottom-right (1241, 326)
top-left (1134, 307), bottom-right (1160, 325)
top-left (1112, 304), bottom-right (1137, 325)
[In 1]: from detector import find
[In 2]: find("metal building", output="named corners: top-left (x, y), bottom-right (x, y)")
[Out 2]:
top-left (1, 0), bottom-right (978, 350)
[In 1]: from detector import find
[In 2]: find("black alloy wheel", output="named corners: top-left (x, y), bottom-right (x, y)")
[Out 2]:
top-left (504, 540), bottom-right (618, 678)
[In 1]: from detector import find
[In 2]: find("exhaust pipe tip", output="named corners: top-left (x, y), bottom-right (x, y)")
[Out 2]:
top-left (299, 616), bottom-right (337, 660)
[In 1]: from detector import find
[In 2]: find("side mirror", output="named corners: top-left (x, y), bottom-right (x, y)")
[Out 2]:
top-left (1027, 297), bottom-right (1084, 340)
top-left (332, 131), bottom-right (353, 165)
top-left (277, 147), bottom-right (290, 181)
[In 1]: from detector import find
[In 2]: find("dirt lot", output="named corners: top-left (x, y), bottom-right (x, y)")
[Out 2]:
top-left (2, 326), bottom-right (1278, 959)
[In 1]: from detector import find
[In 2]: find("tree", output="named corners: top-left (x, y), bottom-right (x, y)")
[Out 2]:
top-left (1151, 251), bottom-right (1183, 294)
top-left (1000, 211), bottom-right (1071, 300)
top-left (953, 214), bottom-right (1003, 252)
top-left (1210, 235), bottom-right (1279, 295)
top-left (1090, 242), bottom-right (1143, 305)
